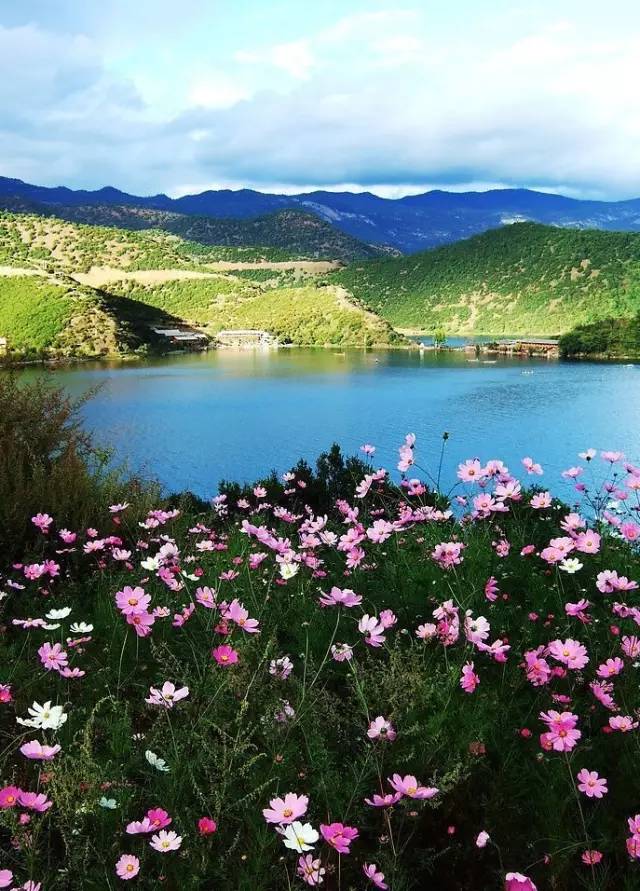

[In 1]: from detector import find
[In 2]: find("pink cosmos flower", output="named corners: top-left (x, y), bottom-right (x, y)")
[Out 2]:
top-left (37, 642), bottom-right (68, 672)
top-left (126, 611), bottom-right (155, 637)
top-left (576, 769), bottom-right (608, 798)
top-left (505, 873), bottom-right (537, 891)
top-left (0, 871), bottom-right (13, 889)
top-left (0, 786), bottom-right (21, 808)
top-left (126, 818), bottom-right (154, 835)
top-left (530, 492), bottom-right (552, 509)
top-left (115, 586), bottom-right (151, 615)
top-left (20, 741), bottom-right (61, 761)
top-left (115, 855), bottom-right (140, 881)
top-left (212, 644), bottom-right (239, 666)
top-left (363, 863), bottom-right (388, 889)
top-left (522, 457), bottom-right (543, 475)
top-left (458, 459), bottom-right (486, 482)
top-left (621, 635), bottom-right (640, 658)
top-left (32, 512), bottom-right (53, 532)
top-left (223, 598), bottom-right (260, 633)
top-left (388, 774), bottom-right (438, 799)
top-left (460, 662), bottom-right (480, 693)
top-left (198, 817), bottom-right (217, 835)
top-left (547, 639), bottom-right (589, 670)
top-left (366, 519), bottom-right (394, 543)
top-left (195, 586), bottom-right (216, 608)
top-left (609, 715), bottom-right (638, 732)
top-left (0, 684), bottom-right (12, 703)
top-left (147, 808), bottom-right (172, 830)
top-left (320, 822), bottom-right (359, 854)
top-left (263, 792), bottom-right (308, 824)
top-left (367, 717), bottom-right (396, 741)
top-left (358, 615), bottom-right (386, 647)
top-left (476, 830), bottom-right (491, 848)
top-left (297, 854), bottom-right (325, 886)
top-left (596, 658), bottom-right (624, 679)
top-left (318, 586), bottom-right (362, 608)
top-left (149, 829), bottom-right (182, 852)
top-left (581, 850), bottom-right (603, 865)
top-left (145, 682), bottom-right (189, 709)
top-left (432, 541), bottom-right (464, 568)
top-left (18, 791), bottom-right (52, 812)
top-left (539, 711), bottom-right (581, 752)
top-left (365, 792), bottom-right (402, 807)
top-left (574, 530), bottom-right (601, 554)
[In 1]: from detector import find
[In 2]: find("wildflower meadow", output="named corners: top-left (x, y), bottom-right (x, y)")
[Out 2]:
top-left (1, 387), bottom-right (640, 889)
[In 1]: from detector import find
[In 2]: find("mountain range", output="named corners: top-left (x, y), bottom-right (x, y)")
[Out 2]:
top-left (3, 176), bottom-right (640, 254)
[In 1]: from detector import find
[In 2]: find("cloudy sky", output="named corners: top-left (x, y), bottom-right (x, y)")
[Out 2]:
top-left (1, 0), bottom-right (639, 199)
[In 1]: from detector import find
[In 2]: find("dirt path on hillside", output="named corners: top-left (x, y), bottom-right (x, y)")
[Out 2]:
top-left (72, 260), bottom-right (340, 287)
top-left (0, 265), bottom-right (42, 277)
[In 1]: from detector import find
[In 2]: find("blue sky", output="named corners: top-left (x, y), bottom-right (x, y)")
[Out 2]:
top-left (1, 0), bottom-right (639, 198)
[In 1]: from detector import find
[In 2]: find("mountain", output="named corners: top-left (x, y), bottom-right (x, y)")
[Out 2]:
top-left (0, 211), bottom-right (400, 356)
top-left (0, 193), bottom-right (384, 262)
top-left (3, 175), bottom-right (640, 253)
top-left (333, 222), bottom-right (640, 335)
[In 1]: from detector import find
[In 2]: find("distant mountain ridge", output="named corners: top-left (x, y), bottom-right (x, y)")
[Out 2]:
top-left (3, 175), bottom-right (640, 253)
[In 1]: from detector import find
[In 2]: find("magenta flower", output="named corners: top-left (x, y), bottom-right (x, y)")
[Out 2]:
top-left (145, 682), bottom-right (189, 709)
top-left (115, 854), bottom-right (140, 880)
top-left (320, 822), bottom-right (359, 854)
top-left (198, 817), bottom-right (217, 835)
top-left (576, 769), bottom-right (608, 799)
top-left (31, 512), bottom-right (53, 533)
top-left (363, 863), bottom-right (388, 889)
top-left (364, 792), bottom-right (402, 808)
top-left (126, 610), bottom-right (155, 637)
top-left (0, 786), bottom-right (21, 808)
top-left (224, 598), bottom-right (260, 633)
top-left (212, 644), bottom-right (239, 666)
top-left (262, 792), bottom-right (308, 824)
top-left (0, 871), bottom-right (13, 889)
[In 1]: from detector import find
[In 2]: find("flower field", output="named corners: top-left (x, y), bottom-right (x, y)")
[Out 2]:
top-left (1, 431), bottom-right (640, 890)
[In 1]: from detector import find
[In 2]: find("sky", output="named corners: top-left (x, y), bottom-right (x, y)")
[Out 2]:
top-left (1, 0), bottom-right (640, 199)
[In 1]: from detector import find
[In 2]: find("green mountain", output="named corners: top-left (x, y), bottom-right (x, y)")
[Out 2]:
top-left (333, 222), bottom-right (640, 335)
top-left (0, 212), bottom-right (400, 357)
top-left (0, 197), bottom-right (386, 262)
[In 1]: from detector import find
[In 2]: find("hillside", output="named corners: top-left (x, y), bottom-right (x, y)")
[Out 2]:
top-left (0, 212), bottom-right (400, 357)
top-left (560, 314), bottom-right (640, 358)
top-left (0, 196), bottom-right (385, 262)
top-left (4, 175), bottom-right (640, 252)
top-left (333, 222), bottom-right (640, 335)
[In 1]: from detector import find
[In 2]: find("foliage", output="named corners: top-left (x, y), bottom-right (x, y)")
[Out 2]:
top-left (0, 376), bottom-right (157, 559)
top-left (560, 314), bottom-right (640, 358)
top-left (333, 222), bottom-right (640, 334)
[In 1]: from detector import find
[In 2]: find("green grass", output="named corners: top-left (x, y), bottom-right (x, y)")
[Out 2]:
top-left (560, 313), bottom-right (640, 357)
top-left (0, 277), bottom-right (76, 350)
top-left (333, 222), bottom-right (640, 335)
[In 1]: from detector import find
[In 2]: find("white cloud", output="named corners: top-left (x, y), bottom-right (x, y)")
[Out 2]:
top-left (235, 39), bottom-right (315, 80)
top-left (187, 73), bottom-right (249, 109)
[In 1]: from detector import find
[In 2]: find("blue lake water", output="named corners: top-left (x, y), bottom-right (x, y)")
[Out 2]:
top-left (19, 349), bottom-right (640, 498)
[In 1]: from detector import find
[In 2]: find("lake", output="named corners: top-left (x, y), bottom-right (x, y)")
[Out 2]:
top-left (18, 348), bottom-right (640, 498)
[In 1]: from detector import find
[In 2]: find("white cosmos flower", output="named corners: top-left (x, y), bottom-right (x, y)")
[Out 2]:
top-left (279, 562), bottom-right (299, 580)
top-left (560, 558), bottom-right (584, 574)
top-left (145, 750), bottom-right (170, 772)
top-left (17, 701), bottom-right (67, 730)
top-left (141, 556), bottom-right (160, 571)
top-left (280, 821), bottom-right (319, 852)
top-left (98, 797), bottom-right (117, 809)
top-left (46, 607), bottom-right (72, 620)
top-left (42, 623), bottom-right (61, 630)
top-left (70, 622), bottom-right (94, 634)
